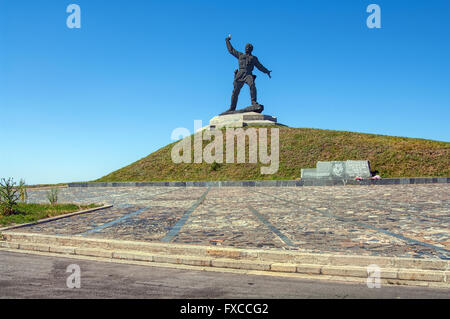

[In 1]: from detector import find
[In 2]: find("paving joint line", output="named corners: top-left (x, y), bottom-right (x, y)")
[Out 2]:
top-left (251, 189), bottom-right (450, 260)
top-left (161, 187), bottom-right (211, 242)
top-left (248, 205), bottom-right (297, 247)
top-left (81, 207), bottom-right (151, 236)
top-left (80, 188), bottom-right (182, 236)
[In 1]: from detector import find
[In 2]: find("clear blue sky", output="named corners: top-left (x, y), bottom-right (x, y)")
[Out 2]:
top-left (1, 0), bottom-right (449, 184)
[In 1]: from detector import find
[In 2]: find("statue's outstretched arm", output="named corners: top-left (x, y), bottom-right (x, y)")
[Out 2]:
top-left (254, 57), bottom-right (269, 73)
top-left (255, 57), bottom-right (272, 78)
top-left (226, 37), bottom-right (240, 58)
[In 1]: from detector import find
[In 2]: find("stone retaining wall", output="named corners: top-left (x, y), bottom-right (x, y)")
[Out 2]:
top-left (69, 177), bottom-right (450, 187)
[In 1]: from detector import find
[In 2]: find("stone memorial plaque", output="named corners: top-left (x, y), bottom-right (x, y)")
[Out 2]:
top-left (300, 168), bottom-right (317, 179)
top-left (345, 160), bottom-right (371, 178)
top-left (331, 161), bottom-right (346, 178)
top-left (301, 160), bottom-right (371, 180)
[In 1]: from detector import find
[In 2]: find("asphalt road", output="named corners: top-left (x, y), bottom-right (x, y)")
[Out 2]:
top-left (0, 251), bottom-right (448, 299)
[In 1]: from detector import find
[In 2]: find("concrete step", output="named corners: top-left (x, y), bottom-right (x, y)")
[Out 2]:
top-left (2, 232), bottom-right (448, 270)
top-left (1, 232), bottom-right (449, 287)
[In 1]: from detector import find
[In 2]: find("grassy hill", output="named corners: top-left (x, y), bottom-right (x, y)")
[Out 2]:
top-left (96, 127), bottom-right (450, 182)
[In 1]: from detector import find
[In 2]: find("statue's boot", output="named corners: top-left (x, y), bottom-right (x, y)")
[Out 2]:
top-left (219, 103), bottom-right (264, 116)
top-left (248, 102), bottom-right (264, 113)
top-left (219, 107), bottom-right (236, 116)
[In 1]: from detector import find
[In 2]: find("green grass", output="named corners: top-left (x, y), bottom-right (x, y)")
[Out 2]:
top-left (25, 183), bottom-right (68, 188)
top-left (95, 127), bottom-right (450, 182)
top-left (0, 203), bottom-right (100, 226)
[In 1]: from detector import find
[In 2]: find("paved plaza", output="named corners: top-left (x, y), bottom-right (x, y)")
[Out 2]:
top-left (18, 184), bottom-right (449, 260)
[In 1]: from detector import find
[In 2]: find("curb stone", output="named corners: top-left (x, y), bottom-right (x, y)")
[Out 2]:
top-left (1, 233), bottom-right (448, 288)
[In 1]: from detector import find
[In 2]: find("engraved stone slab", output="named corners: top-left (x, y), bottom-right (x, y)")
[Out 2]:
top-left (345, 160), bottom-right (372, 178)
top-left (301, 160), bottom-right (371, 180)
top-left (299, 168), bottom-right (317, 179)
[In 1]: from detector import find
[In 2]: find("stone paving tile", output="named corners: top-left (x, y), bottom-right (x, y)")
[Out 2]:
top-left (173, 188), bottom-right (285, 248)
top-left (27, 187), bottom-right (182, 207)
top-left (248, 190), bottom-right (442, 258)
top-left (87, 207), bottom-right (190, 241)
top-left (87, 188), bottom-right (207, 241)
top-left (16, 184), bottom-right (450, 260)
top-left (254, 185), bottom-right (449, 258)
top-left (19, 206), bottom-right (140, 236)
top-left (20, 188), bottom-right (205, 239)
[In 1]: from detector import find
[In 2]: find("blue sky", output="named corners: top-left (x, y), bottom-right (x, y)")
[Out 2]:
top-left (1, 0), bottom-right (449, 184)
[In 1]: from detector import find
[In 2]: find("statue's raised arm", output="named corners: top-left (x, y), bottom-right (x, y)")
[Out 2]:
top-left (225, 35), bottom-right (241, 59)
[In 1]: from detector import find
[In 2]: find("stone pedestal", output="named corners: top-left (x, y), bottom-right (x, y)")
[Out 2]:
top-left (209, 112), bottom-right (279, 129)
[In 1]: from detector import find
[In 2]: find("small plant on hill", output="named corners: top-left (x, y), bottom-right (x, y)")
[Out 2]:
top-left (0, 178), bottom-right (20, 216)
top-left (18, 179), bottom-right (28, 203)
top-left (46, 188), bottom-right (59, 206)
top-left (210, 161), bottom-right (221, 172)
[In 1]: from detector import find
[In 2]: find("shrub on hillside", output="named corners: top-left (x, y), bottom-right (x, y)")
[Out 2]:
top-left (0, 178), bottom-right (20, 216)
top-left (18, 179), bottom-right (28, 203)
top-left (46, 188), bottom-right (59, 206)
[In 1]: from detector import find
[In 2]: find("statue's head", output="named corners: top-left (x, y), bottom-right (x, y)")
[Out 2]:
top-left (245, 43), bottom-right (253, 54)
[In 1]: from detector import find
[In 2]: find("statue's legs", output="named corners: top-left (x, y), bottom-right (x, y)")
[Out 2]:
top-left (230, 80), bottom-right (244, 110)
top-left (245, 75), bottom-right (257, 105)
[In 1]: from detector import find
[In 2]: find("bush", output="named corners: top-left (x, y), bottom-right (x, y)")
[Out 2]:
top-left (0, 178), bottom-right (20, 216)
top-left (46, 188), bottom-right (58, 206)
top-left (210, 161), bottom-right (221, 171)
top-left (18, 179), bottom-right (28, 203)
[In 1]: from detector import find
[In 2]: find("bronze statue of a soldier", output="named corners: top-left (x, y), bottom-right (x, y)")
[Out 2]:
top-left (222, 35), bottom-right (272, 115)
